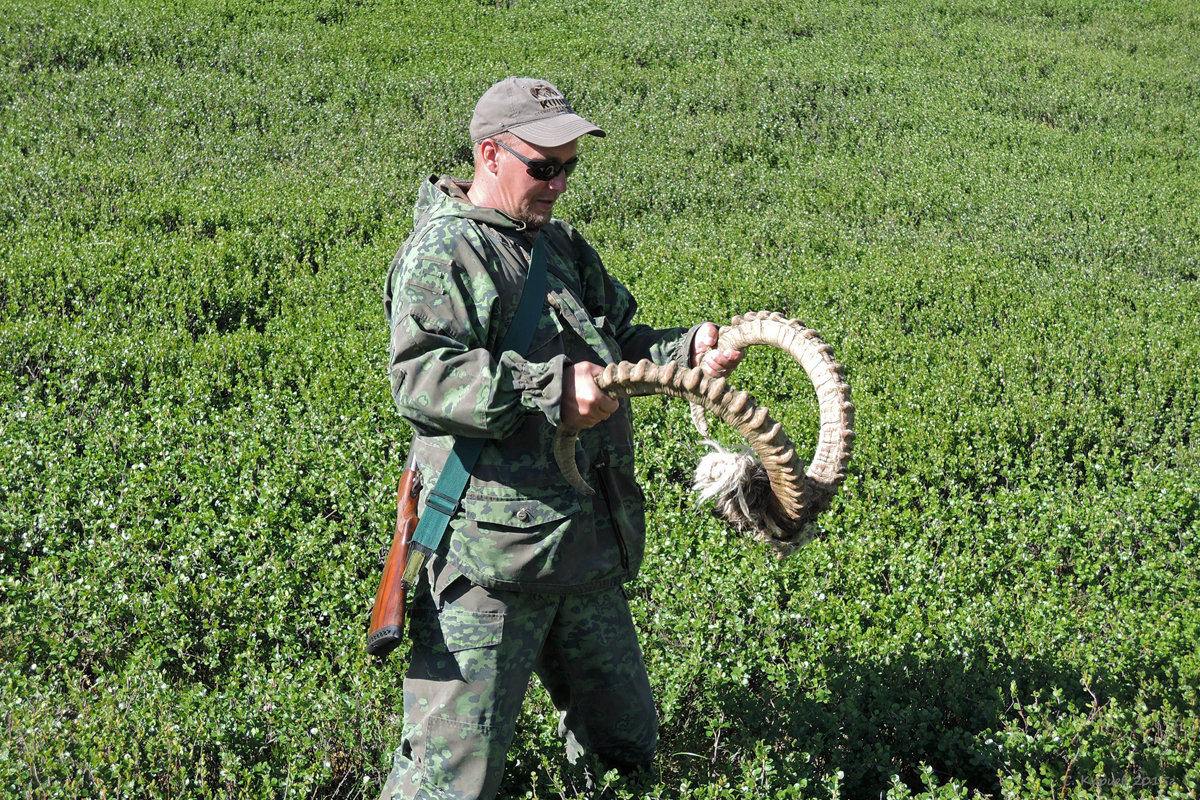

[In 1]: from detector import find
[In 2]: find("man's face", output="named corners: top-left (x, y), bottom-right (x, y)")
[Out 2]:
top-left (488, 136), bottom-right (578, 229)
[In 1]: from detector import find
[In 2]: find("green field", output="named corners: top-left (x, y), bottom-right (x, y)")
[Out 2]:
top-left (2, 0), bottom-right (1199, 797)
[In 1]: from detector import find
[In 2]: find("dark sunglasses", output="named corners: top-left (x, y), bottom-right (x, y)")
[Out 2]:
top-left (492, 138), bottom-right (579, 181)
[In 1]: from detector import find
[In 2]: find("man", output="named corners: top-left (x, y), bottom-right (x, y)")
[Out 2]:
top-left (380, 76), bottom-right (742, 800)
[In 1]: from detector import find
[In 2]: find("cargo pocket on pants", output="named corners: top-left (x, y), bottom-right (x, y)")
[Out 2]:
top-left (412, 600), bottom-right (504, 685)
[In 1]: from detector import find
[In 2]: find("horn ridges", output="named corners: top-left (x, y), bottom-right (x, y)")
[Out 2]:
top-left (707, 310), bottom-right (854, 492)
top-left (553, 311), bottom-right (853, 555)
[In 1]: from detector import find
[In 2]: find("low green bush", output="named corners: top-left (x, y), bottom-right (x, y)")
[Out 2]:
top-left (2, 0), bottom-right (1198, 797)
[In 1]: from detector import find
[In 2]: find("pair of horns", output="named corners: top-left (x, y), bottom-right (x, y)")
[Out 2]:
top-left (552, 311), bottom-right (854, 552)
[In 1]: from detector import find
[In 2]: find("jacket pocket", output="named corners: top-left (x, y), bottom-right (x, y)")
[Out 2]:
top-left (457, 493), bottom-right (579, 529)
top-left (446, 492), bottom-right (584, 588)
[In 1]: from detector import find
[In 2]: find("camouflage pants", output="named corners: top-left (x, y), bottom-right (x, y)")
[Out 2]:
top-left (379, 561), bottom-right (658, 800)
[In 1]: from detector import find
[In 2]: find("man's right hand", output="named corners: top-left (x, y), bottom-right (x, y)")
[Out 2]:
top-left (561, 361), bottom-right (618, 429)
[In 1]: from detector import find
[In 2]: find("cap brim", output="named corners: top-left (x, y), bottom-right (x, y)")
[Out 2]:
top-left (508, 114), bottom-right (605, 148)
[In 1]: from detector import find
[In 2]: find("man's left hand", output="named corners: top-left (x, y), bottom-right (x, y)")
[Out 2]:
top-left (691, 322), bottom-right (744, 378)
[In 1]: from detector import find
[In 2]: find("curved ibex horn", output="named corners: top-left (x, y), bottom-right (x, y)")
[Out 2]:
top-left (552, 311), bottom-right (854, 555)
top-left (697, 311), bottom-right (854, 490)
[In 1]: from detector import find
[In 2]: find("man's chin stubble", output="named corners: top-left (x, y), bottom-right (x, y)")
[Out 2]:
top-left (516, 209), bottom-right (552, 230)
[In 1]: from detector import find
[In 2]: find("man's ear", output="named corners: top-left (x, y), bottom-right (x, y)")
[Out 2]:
top-left (477, 140), bottom-right (501, 176)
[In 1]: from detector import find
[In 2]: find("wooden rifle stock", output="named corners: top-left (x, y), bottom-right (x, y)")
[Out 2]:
top-left (367, 468), bottom-right (421, 657)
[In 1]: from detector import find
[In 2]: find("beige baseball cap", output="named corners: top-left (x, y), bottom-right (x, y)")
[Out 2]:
top-left (470, 77), bottom-right (605, 147)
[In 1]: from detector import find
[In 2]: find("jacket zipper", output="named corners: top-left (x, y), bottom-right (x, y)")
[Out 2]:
top-left (593, 456), bottom-right (631, 570)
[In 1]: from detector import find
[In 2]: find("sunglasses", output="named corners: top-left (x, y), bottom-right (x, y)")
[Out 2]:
top-left (492, 138), bottom-right (579, 181)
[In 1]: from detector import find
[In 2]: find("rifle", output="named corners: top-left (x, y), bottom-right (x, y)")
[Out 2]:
top-left (367, 467), bottom-right (422, 658)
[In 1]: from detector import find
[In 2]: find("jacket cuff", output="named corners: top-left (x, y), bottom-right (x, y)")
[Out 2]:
top-left (510, 353), bottom-right (566, 427)
top-left (676, 321), bottom-right (709, 368)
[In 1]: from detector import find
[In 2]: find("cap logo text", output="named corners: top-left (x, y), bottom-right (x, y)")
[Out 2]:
top-left (529, 85), bottom-right (570, 112)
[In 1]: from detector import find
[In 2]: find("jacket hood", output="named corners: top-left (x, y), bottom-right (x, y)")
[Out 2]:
top-left (413, 174), bottom-right (525, 235)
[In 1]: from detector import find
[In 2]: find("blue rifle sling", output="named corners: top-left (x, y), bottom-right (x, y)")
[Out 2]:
top-left (401, 233), bottom-right (550, 586)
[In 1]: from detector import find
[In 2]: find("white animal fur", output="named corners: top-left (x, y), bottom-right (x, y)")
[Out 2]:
top-left (692, 440), bottom-right (760, 523)
top-left (692, 440), bottom-right (816, 556)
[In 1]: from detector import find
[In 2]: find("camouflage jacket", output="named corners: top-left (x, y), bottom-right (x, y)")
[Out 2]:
top-left (384, 175), bottom-right (697, 593)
